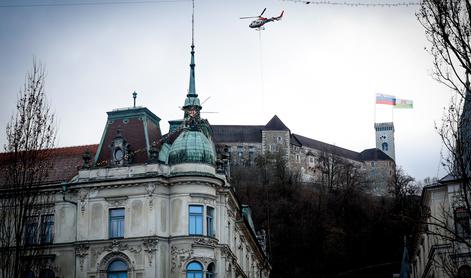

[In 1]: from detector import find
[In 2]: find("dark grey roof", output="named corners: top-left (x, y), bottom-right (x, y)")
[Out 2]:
top-left (290, 134), bottom-right (302, 147)
top-left (439, 173), bottom-right (459, 182)
top-left (359, 148), bottom-right (394, 161)
top-left (292, 133), bottom-right (361, 161)
top-left (264, 115), bottom-right (290, 131)
top-left (211, 125), bottom-right (263, 143)
top-left (211, 116), bottom-right (390, 163)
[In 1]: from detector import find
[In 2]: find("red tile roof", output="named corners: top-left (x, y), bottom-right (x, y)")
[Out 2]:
top-left (0, 144), bottom-right (98, 185)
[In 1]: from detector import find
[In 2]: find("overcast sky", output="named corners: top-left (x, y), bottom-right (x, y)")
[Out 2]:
top-left (0, 0), bottom-right (454, 181)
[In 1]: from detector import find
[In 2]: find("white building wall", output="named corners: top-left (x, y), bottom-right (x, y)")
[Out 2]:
top-left (40, 163), bottom-right (270, 278)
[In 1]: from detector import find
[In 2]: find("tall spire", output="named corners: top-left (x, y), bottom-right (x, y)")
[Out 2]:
top-left (188, 0), bottom-right (196, 97)
top-left (183, 0), bottom-right (201, 109)
top-left (188, 45), bottom-right (196, 97)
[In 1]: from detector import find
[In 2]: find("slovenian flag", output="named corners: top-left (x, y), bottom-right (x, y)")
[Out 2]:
top-left (394, 98), bottom-right (413, 109)
top-left (376, 94), bottom-right (396, 105)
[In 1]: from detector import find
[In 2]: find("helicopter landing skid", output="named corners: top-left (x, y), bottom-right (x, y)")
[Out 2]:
top-left (255, 27), bottom-right (265, 31)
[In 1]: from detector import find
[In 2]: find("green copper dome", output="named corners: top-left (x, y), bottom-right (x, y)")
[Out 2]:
top-left (158, 142), bottom-right (171, 164)
top-left (168, 130), bottom-right (215, 165)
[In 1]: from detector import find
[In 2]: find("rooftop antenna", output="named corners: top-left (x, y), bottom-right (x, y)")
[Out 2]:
top-left (186, 0), bottom-right (197, 98)
top-left (201, 96), bottom-right (210, 105)
top-left (133, 91), bottom-right (137, 108)
top-left (191, 0), bottom-right (194, 48)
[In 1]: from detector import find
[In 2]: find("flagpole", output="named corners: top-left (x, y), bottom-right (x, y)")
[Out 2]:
top-left (391, 105), bottom-right (394, 123)
top-left (374, 94), bottom-right (377, 123)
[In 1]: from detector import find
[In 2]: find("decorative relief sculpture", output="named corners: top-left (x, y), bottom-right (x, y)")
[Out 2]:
top-left (102, 239), bottom-right (141, 254)
top-left (143, 238), bottom-right (159, 266)
top-left (78, 189), bottom-right (89, 214)
top-left (146, 183), bottom-right (156, 210)
top-left (75, 244), bottom-right (90, 271)
top-left (145, 182), bottom-right (156, 196)
top-left (193, 237), bottom-right (218, 248)
top-left (105, 196), bottom-right (128, 207)
top-left (171, 246), bottom-right (193, 273)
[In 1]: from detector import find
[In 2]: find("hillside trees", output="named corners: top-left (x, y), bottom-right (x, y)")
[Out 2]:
top-left (233, 151), bottom-right (420, 278)
top-left (0, 61), bottom-right (56, 278)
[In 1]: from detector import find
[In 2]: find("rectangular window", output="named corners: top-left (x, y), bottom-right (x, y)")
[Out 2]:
top-left (207, 207), bottom-right (215, 237)
top-left (109, 208), bottom-right (125, 238)
top-left (248, 146), bottom-right (255, 165)
top-left (189, 205), bottom-right (203, 235)
top-left (455, 207), bottom-right (470, 238)
top-left (25, 216), bottom-right (39, 245)
top-left (40, 214), bottom-right (54, 244)
top-left (237, 146), bottom-right (244, 163)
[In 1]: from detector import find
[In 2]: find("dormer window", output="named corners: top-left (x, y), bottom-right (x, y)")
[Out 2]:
top-left (110, 131), bottom-right (131, 166)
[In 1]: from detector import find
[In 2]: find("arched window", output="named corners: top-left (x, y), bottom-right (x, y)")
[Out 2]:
top-left (22, 270), bottom-right (35, 278)
top-left (186, 261), bottom-right (203, 278)
top-left (382, 142), bottom-right (388, 152)
top-left (458, 265), bottom-right (471, 278)
top-left (39, 269), bottom-right (55, 278)
top-left (107, 260), bottom-right (128, 278)
top-left (207, 263), bottom-right (215, 278)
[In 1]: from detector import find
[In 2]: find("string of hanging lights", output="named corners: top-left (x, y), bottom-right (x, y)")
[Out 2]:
top-left (280, 0), bottom-right (420, 7)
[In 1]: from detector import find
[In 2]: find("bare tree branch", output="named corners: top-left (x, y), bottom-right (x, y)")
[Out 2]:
top-left (0, 60), bottom-right (56, 278)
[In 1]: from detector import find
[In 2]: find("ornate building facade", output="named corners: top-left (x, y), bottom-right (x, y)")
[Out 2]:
top-left (0, 43), bottom-right (270, 278)
top-left (410, 175), bottom-right (471, 278)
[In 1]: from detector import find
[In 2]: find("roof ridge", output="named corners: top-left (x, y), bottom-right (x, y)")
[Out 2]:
top-left (292, 133), bottom-right (360, 154)
top-left (51, 144), bottom-right (99, 150)
top-left (0, 144), bottom-right (99, 155)
top-left (211, 124), bottom-right (265, 127)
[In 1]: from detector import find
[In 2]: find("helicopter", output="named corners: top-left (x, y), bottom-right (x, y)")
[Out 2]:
top-left (240, 8), bottom-right (284, 30)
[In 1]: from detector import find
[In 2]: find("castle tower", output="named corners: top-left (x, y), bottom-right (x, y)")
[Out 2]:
top-left (374, 122), bottom-right (395, 160)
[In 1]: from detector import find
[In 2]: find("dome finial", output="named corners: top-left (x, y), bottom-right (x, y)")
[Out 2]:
top-left (132, 91), bottom-right (137, 108)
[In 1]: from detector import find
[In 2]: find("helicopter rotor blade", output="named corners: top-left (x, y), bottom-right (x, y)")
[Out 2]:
top-left (240, 16), bottom-right (258, 19)
top-left (260, 8), bottom-right (266, 16)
